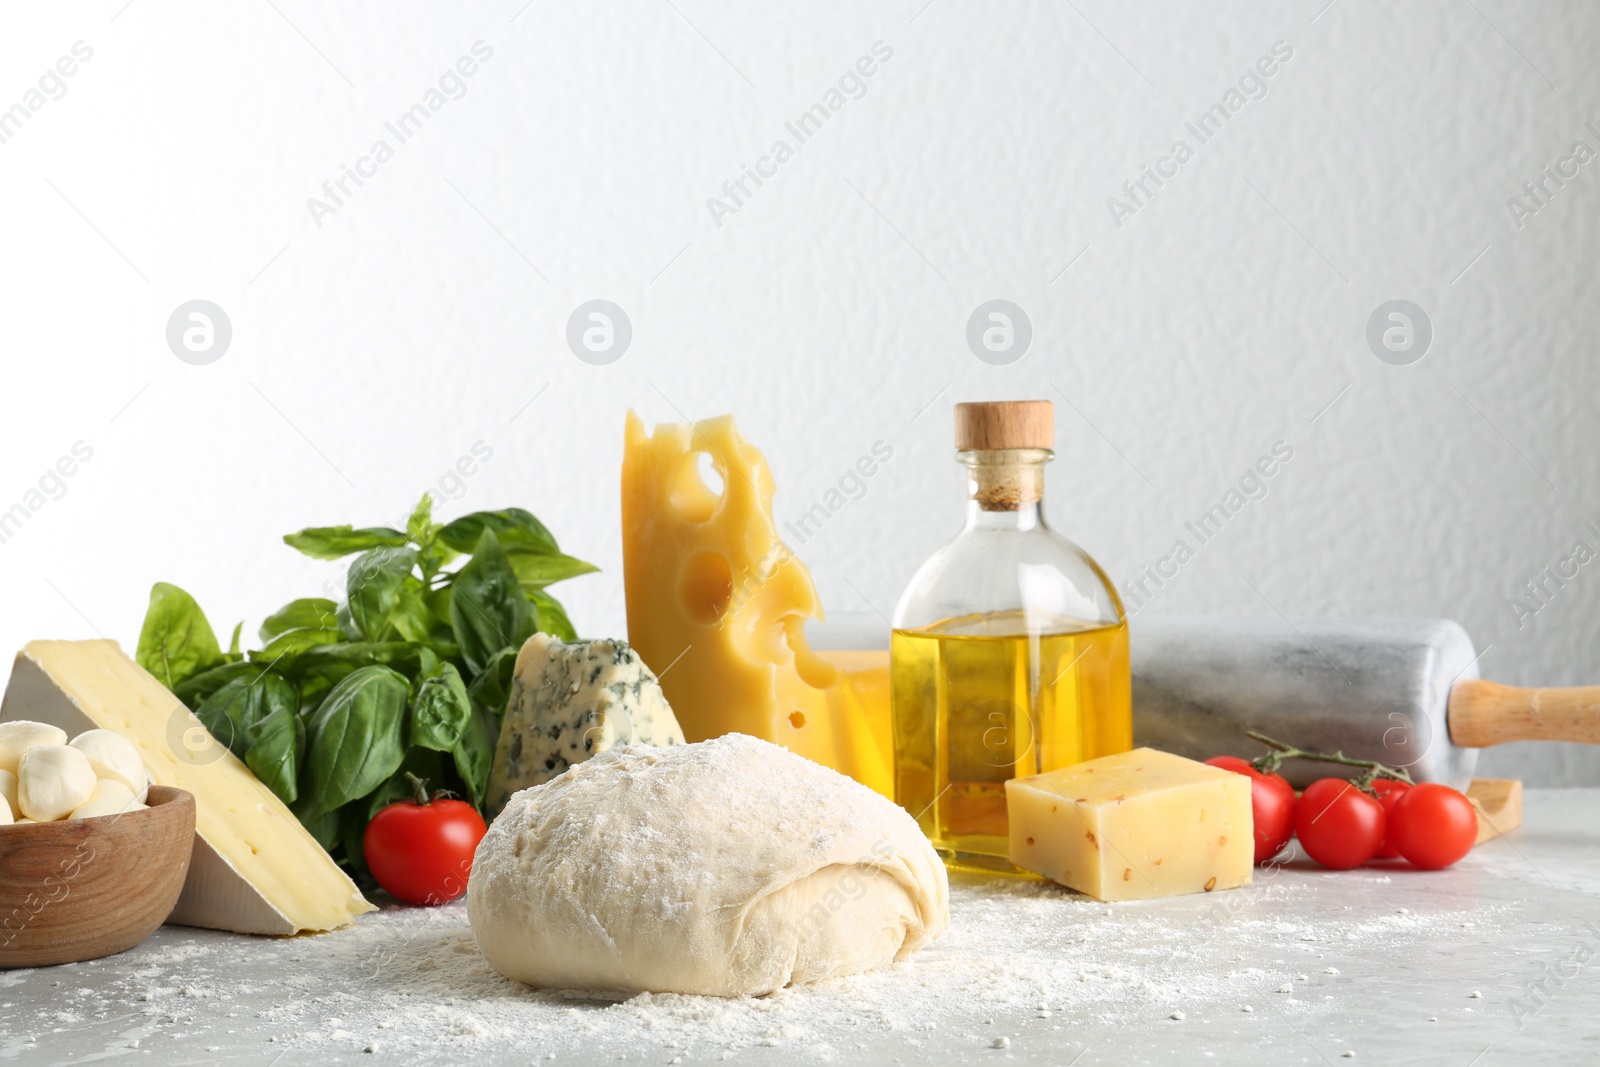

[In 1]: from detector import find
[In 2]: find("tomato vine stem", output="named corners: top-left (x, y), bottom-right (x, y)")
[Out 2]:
top-left (1244, 730), bottom-right (1415, 792)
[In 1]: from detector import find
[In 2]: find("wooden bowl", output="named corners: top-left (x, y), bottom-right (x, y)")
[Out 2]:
top-left (0, 786), bottom-right (195, 968)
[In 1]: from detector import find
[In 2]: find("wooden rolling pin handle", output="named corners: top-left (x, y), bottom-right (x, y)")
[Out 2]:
top-left (1448, 679), bottom-right (1600, 747)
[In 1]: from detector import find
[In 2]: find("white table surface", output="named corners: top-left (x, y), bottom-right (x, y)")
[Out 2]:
top-left (2, 789), bottom-right (1597, 1066)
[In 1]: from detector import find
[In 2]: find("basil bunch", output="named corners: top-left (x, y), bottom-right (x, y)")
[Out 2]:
top-left (135, 494), bottom-right (595, 880)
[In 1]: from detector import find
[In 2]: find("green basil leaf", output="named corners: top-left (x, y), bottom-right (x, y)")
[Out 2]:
top-left (405, 492), bottom-right (435, 545)
top-left (172, 659), bottom-right (260, 709)
top-left (136, 582), bottom-right (225, 691)
top-left (421, 587), bottom-right (459, 653)
top-left (409, 663), bottom-right (472, 752)
top-left (465, 646), bottom-right (519, 718)
top-left (297, 674), bottom-right (333, 720)
top-left (195, 669), bottom-right (298, 758)
top-left (438, 509), bottom-right (559, 554)
top-left (252, 625), bottom-right (342, 665)
top-left (389, 583), bottom-right (433, 645)
top-left (227, 622), bottom-right (243, 659)
top-left (449, 530), bottom-right (529, 675)
top-left (364, 774), bottom-right (413, 822)
top-left (260, 598), bottom-right (340, 642)
top-left (528, 589), bottom-right (578, 641)
top-left (297, 642), bottom-right (424, 690)
top-left (192, 672), bottom-right (260, 754)
top-left (347, 546), bottom-right (418, 641)
top-left (282, 525), bottom-right (408, 560)
top-left (452, 702), bottom-right (496, 810)
top-left (425, 585), bottom-right (455, 624)
top-left (245, 705), bottom-right (303, 805)
top-left (339, 801), bottom-right (374, 883)
top-left (419, 539), bottom-right (460, 578)
top-left (299, 806), bottom-right (341, 854)
top-left (301, 665), bottom-right (409, 817)
top-left (506, 546), bottom-right (599, 592)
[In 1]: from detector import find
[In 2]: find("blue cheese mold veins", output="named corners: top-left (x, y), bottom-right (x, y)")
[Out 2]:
top-left (484, 634), bottom-right (685, 817)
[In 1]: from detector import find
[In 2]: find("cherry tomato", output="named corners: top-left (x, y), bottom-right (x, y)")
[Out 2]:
top-left (365, 787), bottom-right (488, 905)
top-left (1250, 773), bottom-right (1298, 864)
top-left (1293, 778), bottom-right (1385, 869)
top-left (1369, 779), bottom-right (1412, 859)
top-left (1205, 756), bottom-right (1297, 864)
top-left (1388, 783), bottom-right (1478, 870)
top-left (1204, 756), bottom-right (1256, 776)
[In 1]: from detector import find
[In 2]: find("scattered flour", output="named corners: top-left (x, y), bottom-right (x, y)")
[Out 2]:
top-left (0, 866), bottom-right (1515, 1062)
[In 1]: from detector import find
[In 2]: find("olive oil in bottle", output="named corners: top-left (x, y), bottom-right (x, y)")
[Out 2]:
top-left (890, 402), bottom-right (1132, 873)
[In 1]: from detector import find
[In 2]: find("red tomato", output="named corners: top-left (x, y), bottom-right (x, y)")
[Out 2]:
top-left (1205, 756), bottom-right (1297, 864)
top-left (1369, 779), bottom-right (1412, 859)
top-left (1204, 756), bottom-right (1257, 776)
top-left (1293, 778), bottom-right (1386, 869)
top-left (1388, 783), bottom-right (1478, 870)
top-left (1250, 773), bottom-right (1297, 864)
top-left (365, 794), bottom-right (488, 905)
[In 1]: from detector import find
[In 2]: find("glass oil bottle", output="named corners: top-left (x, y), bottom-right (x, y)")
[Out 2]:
top-left (890, 400), bottom-right (1132, 873)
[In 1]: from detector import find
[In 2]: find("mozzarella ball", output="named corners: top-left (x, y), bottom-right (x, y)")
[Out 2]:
top-left (69, 778), bottom-right (144, 820)
top-left (0, 791), bottom-right (11, 825)
top-left (0, 721), bottom-right (69, 776)
top-left (0, 769), bottom-right (17, 817)
top-left (17, 744), bottom-right (97, 821)
top-left (69, 730), bottom-right (149, 803)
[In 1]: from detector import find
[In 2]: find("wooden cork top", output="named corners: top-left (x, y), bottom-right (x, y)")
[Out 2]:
top-left (954, 401), bottom-right (1054, 451)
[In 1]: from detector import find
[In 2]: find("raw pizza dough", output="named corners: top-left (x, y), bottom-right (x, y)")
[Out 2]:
top-left (467, 733), bottom-right (949, 997)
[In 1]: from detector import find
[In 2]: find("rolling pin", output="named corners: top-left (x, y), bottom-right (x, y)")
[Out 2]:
top-left (1132, 617), bottom-right (1600, 789)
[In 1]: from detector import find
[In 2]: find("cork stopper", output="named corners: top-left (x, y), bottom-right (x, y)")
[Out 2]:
top-left (954, 401), bottom-right (1054, 451)
top-left (954, 402), bottom-right (1053, 511)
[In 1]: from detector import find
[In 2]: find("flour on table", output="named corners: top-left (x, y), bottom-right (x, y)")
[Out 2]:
top-left (0, 865), bottom-right (1513, 1063)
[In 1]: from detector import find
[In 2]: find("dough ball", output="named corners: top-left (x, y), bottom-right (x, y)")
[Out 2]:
top-left (17, 744), bottom-right (97, 822)
top-left (468, 733), bottom-right (949, 997)
top-left (0, 769), bottom-right (17, 818)
top-left (69, 729), bottom-right (149, 802)
top-left (0, 720), bottom-right (68, 776)
top-left (70, 778), bottom-right (144, 820)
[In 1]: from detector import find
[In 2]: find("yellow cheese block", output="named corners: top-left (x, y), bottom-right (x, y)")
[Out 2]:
top-left (1, 641), bottom-right (373, 934)
top-left (622, 412), bottom-right (891, 794)
top-left (1005, 747), bottom-right (1253, 902)
top-left (777, 649), bottom-right (892, 797)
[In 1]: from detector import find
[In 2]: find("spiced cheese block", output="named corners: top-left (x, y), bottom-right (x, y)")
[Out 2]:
top-left (484, 634), bottom-right (685, 818)
top-left (1005, 748), bottom-right (1254, 902)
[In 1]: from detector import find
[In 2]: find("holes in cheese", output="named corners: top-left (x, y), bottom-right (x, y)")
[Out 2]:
top-left (670, 451), bottom-right (726, 523)
top-left (623, 412), bottom-right (893, 796)
top-left (681, 551), bottom-right (734, 624)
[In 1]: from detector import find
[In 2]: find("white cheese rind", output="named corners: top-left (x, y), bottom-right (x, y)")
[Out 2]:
top-left (486, 634), bottom-right (685, 817)
top-left (1, 641), bottom-right (373, 935)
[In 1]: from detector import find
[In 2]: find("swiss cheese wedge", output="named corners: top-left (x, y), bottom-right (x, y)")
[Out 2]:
top-left (1, 640), bottom-right (373, 934)
top-left (622, 412), bottom-right (891, 794)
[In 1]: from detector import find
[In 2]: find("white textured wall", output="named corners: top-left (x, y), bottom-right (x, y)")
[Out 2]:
top-left (2, 1), bottom-right (1598, 783)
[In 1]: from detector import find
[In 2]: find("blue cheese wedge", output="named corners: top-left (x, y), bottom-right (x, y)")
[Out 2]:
top-left (486, 634), bottom-right (685, 817)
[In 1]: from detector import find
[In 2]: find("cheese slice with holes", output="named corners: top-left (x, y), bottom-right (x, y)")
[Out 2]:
top-left (1005, 748), bottom-right (1253, 901)
top-left (1, 640), bottom-right (373, 934)
top-left (622, 412), bottom-right (891, 793)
